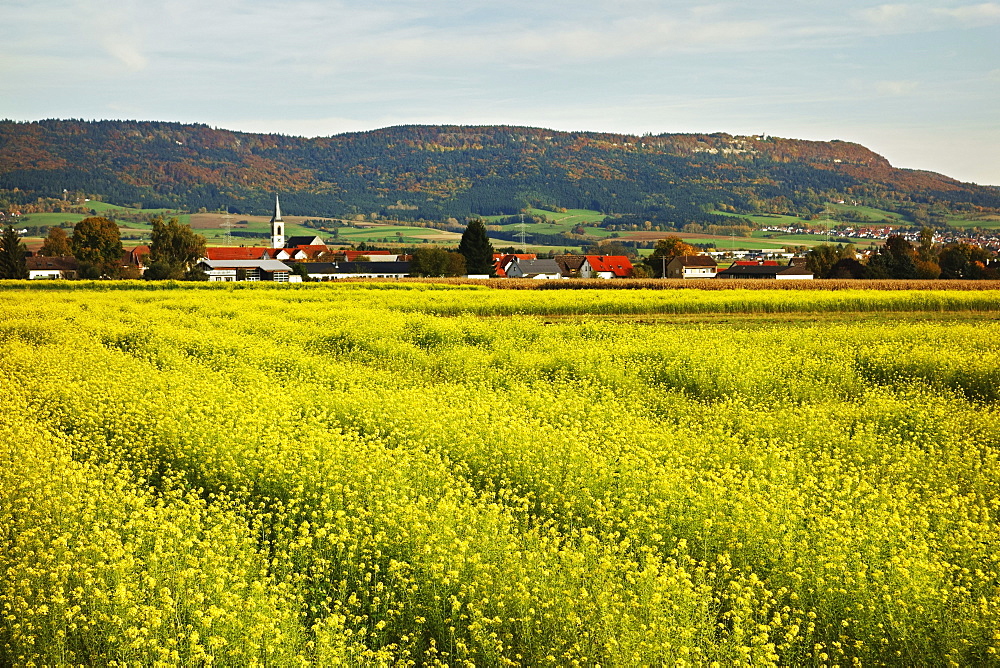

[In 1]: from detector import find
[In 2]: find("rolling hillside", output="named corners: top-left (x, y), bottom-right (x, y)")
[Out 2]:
top-left (1, 120), bottom-right (997, 225)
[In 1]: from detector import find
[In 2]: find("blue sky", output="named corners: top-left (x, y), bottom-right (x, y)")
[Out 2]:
top-left (3, 0), bottom-right (998, 185)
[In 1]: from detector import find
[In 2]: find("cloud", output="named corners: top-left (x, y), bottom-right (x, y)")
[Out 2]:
top-left (857, 1), bottom-right (1000, 33)
top-left (875, 80), bottom-right (919, 96)
top-left (74, 0), bottom-right (151, 71)
top-left (100, 37), bottom-right (148, 71)
top-left (859, 3), bottom-right (912, 26)
top-left (936, 2), bottom-right (1000, 22)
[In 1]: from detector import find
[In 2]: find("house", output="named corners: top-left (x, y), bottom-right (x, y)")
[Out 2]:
top-left (205, 247), bottom-right (274, 261)
top-left (554, 255), bottom-right (586, 278)
top-left (715, 264), bottom-right (814, 280)
top-left (198, 259), bottom-right (294, 282)
top-left (505, 257), bottom-right (563, 279)
top-left (284, 235), bottom-right (326, 248)
top-left (299, 261), bottom-right (411, 280)
top-left (270, 245), bottom-right (329, 261)
top-left (493, 253), bottom-right (536, 277)
top-left (664, 255), bottom-right (717, 279)
top-left (25, 256), bottom-right (78, 280)
top-left (580, 255), bottom-right (633, 279)
top-left (126, 245), bottom-right (150, 265)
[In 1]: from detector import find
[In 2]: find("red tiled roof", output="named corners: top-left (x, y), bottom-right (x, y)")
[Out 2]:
top-left (293, 245), bottom-right (328, 258)
top-left (493, 253), bottom-right (536, 275)
top-left (585, 255), bottom-right (633, 277)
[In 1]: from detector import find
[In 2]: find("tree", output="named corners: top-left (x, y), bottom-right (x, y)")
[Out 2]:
top-left (866, 235), bottom-right (917, 279)
top-left (917, 227), bottom-right (937, 262)
top-left (38, 226), bottom-right (73, 257)
top-left (72, 216), bottom-right (123, 278)
top-left (806, 243), bottom-right (856, 278)
top-left (631, 264), bottom-right (654, 278)
top-left (0, 227), bottom-right (28, 279)
top-left (458, 219), bottom-right (494, 275)
top-left (289, 262), bottom-right (311, 281)
top-left (410, 247), bottom-right (466, 277)
top-left (147, 217), bottom-right (207, 280)
top-left (585, 241), bottom-right (637, 258)
top-left (938, 243), bottom-right (991, 279)
top-left (647, 236), bottom-right (698, 277)
top-left (828, 257), bottom-right (869, 279)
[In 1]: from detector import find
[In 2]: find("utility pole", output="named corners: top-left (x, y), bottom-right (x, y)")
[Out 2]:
top-left (221, 207), bottom-right (234, 245)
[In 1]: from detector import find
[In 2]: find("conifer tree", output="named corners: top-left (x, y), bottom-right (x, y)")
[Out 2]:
top-left (458, 219), bottom-right (494, 275)
top-left (0, 226), bottom-right (28, 279)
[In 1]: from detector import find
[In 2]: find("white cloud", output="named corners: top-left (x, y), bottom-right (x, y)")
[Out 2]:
top-left (100, 37), bottom-right (148, 71)
top-left (875, 80), bottom-right (919, 96)
top-left (935, 2), bottom-right (1000, 22)
top-left (857, 1), bottom-right (1000, 32)
top-left (74, 0), bottom-right (151, 71)
top-left (859, 3), bottom-right (912, 25)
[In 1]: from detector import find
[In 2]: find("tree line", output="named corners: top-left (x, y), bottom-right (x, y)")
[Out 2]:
top-left (806, 229), bottom-right (998, 279)
top-left (0, 217), bottom-right (207, 280)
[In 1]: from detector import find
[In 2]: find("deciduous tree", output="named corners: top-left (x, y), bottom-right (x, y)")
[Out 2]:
top-left (410, 247), bottom-right (466, 277)
top-left (72, 216), bottom-right (123, 278)
top-left (806, 243), bottom-right (856, 278)
top-left (866, 235), bottom-right (917, 279)
top-left (38, 226), bottom-right (72, 257)
top-left (147, 217), bottom-right (207, 280)
top-left (938, 243), bottom-right (991, 279)
top-left (647, 236), bottom-right (698, 277)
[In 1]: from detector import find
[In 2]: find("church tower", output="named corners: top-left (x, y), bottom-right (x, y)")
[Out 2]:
top-left (270, 195), bottom-right (285, 249)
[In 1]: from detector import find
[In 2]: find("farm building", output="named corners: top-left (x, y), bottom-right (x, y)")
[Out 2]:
top-left (505, 257), bottom-right (563, 279)
top-left (664, 255), bottom-right (718, 279)
top-left (300, 261), bottom-right (411, 280)
top-left (493, 253), bottom-right (536, 277)
top-left (715, 264), bottom-right (814, 280)
top-left (198, 259), bottom-right (294, 282)
top-left (580, 255), bottom-right (633, 279)
top-left (554, 255), bottom-right (586, 278)
top-left (25, 256), bottom-right (79, 280)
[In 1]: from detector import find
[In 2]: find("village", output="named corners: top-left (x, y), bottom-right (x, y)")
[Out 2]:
top-left (21, 197), bottom-right (816, 281)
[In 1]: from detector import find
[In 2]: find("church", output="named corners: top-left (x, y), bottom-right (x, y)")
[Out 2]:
top-left (199, 195), bottom-right (326, 281)
top-left (269, 195), bottom-right (324, 249)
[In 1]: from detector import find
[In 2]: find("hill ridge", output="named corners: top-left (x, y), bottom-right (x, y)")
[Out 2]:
top-left (0, 119), bottom-right (996, 224)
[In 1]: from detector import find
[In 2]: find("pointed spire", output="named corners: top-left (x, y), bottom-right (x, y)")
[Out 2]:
top-left (270, 195), bottom-right (282, 223)
top-left (270, 195), bottom-right (285, 249)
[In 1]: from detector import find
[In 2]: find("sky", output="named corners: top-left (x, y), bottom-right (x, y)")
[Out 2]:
top-left (3, 0), bottom-right (999, 186)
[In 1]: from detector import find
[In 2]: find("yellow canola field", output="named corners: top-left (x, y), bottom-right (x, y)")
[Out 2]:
top-left (1, 283), bottom-right (999, 666)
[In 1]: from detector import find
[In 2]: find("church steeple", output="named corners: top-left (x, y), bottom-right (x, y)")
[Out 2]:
top-left (270, 195), bottom-right (285, 249)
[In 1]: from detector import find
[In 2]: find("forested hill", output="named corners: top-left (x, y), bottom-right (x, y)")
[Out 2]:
top-left (1, 119), bottom-right (997, 222)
